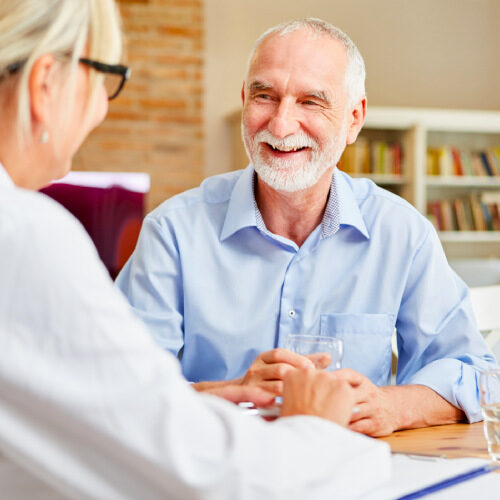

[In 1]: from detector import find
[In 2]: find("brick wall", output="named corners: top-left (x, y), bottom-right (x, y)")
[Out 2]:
top-left (73, 0), bottom-right (204, 212)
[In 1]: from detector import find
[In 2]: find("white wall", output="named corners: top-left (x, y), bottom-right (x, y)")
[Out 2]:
top-left (204, 0), bottom-right (500, 176)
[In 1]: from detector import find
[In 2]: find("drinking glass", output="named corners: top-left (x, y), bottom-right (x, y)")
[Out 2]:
top-left (284, 335), bottom-right (343, 371)
top-left (480, 369), bottom-right (500, 461)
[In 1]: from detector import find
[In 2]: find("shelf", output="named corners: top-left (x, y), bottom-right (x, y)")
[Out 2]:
top-left (347, 173), bottom-right (407, 185)
top-left (438, 231), bottom-right (500, 243)
top-left (365, 107), bottom-right (500, 133)
top-left (426, 176), bottom-right (500, 188)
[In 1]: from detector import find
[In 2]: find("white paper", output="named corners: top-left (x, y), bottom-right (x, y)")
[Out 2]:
top-left (430, 472), bottom-right (500, 499)
top-left (362, 454), bottom-right (494, 500)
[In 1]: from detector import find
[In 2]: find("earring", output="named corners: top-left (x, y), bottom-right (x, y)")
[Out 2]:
top-left (40, 130), bottom-right (50, 144)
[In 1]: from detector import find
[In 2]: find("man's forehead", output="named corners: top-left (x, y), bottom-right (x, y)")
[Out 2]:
top-left (248, 30), bottom-right (347, 87)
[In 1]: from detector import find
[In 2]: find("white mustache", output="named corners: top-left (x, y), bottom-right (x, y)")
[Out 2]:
top-left (254, 130), bottom-right (318, 151)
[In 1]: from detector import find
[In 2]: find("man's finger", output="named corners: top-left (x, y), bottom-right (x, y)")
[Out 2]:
top-left (260, 348), bottom-right (314, 369)
top-left (333, 368), bottom-right (366, 387)
top-left (259, 380), bottom-right (284, 396)
top-left (258, 362), bottom-right (297, 381)
top-left (306, 352), bottom-right (331, 370)
top-left (348, 403), bottom-right (370, 424)
top-left (348, 417), bottom-right (376, 435)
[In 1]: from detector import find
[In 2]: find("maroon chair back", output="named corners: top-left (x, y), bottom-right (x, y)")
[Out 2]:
top-left (40, 182), bottom-right (145, 278)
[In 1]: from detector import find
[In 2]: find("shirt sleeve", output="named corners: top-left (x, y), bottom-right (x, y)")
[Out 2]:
top-left (0, 194), bottom-right (391, 499)
top-left (395, 224), bottom-right (498, 422)
top-left (115, 215), bottom-right (185, 356)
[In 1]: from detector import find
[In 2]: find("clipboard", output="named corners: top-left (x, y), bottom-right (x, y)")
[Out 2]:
top-left (362, 454), bottom-right (499, 500)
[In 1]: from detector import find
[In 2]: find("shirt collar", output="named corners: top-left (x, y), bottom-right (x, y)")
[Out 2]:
top-left (220, 165), bottom-right (257, 241)
top-left (0, 162), bottom-right (14, 189)
top-left (252, 170), bottom-right (341, 239)
top-left (220, 165), bottom-right (369, 241)
top-left (335, 167), bottom-right (370, 239)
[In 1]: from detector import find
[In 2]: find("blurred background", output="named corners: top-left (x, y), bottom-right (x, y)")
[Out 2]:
top-left (48, 0), bottom-right (500, 282)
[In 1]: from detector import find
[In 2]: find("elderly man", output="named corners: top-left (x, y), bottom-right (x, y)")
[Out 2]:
top-left (116, 18), bottom-right (497, 437)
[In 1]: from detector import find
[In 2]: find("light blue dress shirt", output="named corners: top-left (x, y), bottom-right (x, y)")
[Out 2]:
top-left (116, 165), bottom-right (497, 422)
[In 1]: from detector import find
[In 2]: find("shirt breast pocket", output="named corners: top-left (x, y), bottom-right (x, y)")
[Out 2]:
top-left (320, 313), bottom-right (395, 386)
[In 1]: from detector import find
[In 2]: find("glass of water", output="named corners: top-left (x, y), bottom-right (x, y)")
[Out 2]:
top-left (480, 369), bottom-right (500, 461)
top-left (284, 335), bottom-right (343, 371)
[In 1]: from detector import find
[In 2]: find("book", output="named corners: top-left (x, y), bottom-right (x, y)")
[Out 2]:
top-left (454, 199), bottom-right (468, 231)
top-left (451, 148), bottom-right (464, 176)
top-left (431, 200), bottom-right (443, 230)
top-left (480, 152), bottom-right (494, 176)
top-left (392, 143), bottom-right (402, 175)
top-left (426, 149), bottom-right (439, 176)
top-left (471, 153), bottom-right (486, 176)
top-left (490, 204), bottom-right (500, 231)
top-left (460, 150), bottom-right (474, 176)
top-left (462, 197), bottom-right (475, 230)
top-left (487, 151), bottom-right (500, 176)
top-left (470, 194), bottom-right (486, 230)
top-left (426, 204), bottom-right (438, 229)
top-left (440, 200), bottom-right (454, 231)
top-left (482, 203), bottom-right (493, 231)
top-left (437, 147), bottom-right (454, 176)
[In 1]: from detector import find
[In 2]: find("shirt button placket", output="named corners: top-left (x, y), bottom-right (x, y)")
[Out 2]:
top-left (278, 256), bottom-right (300, 347)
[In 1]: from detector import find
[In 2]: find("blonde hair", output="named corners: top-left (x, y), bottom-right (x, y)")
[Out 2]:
top-left (0, 0), bottom-right (123, 141)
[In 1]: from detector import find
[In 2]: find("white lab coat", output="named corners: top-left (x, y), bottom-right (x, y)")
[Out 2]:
top-left (0, 163), bottom-right (390, 499)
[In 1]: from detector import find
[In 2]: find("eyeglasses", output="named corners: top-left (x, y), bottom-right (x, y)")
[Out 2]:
top-left (79, 58), bottom-right (131, 101)
top-left (2, 57), bottom-right (131, 101)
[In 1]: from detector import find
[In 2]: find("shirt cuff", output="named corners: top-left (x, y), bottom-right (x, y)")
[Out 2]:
top-left (406, 358), bottom-right (483, 423)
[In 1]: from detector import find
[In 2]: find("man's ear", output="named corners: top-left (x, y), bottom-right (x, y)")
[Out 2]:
top-left (29, 54), bottom-right (58, 127)
top-left (241, 82), bottom-right (246, 105)
top-left (346, 97), bottom-right (367, 145)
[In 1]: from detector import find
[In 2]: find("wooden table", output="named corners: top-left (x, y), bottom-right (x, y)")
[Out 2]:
top-left (379, 422), bottom-right (490, 459)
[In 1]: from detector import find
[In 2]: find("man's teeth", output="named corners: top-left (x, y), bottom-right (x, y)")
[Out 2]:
top-left (269, 144), bottom-right (305, 152)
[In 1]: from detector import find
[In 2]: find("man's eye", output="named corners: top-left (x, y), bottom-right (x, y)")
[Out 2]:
top-left (255, 94), bottom-right (272, 100)
top-left (302, 100), bottom-right (318, 106)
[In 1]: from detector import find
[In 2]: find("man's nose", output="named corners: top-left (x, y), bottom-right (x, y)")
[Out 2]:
top-left (268, 99), bottom-right (300, 139)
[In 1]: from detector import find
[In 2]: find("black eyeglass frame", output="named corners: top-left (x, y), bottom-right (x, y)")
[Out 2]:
top-left (79, 58), bottom-right (131, 100)
top-left (5, 61), bottom-right (25, 75)
top-left (4, 58), bottom-right (131, 101)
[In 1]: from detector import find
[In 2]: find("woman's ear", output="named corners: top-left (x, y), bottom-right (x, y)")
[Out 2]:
top-left (29, 54), bottom-right (58, 127)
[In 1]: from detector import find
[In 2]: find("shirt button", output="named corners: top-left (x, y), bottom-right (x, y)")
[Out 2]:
top-left (288, 310), bottom-right (296, 318)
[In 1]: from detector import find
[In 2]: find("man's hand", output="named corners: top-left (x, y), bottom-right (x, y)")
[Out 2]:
top-left (332, 369), bottom-right (399, 437)
top-left (239, 348), bottom-right (319, 395)
top-left (194, 348), bottom-right (331, 398)
top-left (333, 369), bottom-right (465, 437)
top-left (280, 366), bottom-right (356, 427)
top-left (202, 384), bottom-right (276, 407)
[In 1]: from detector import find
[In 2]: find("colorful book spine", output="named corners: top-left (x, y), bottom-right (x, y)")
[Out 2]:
top-left (339, 139), bottom-right (403, 177)
top-left (426, 192), bottom-right (500, 232)
top-left (426, 147), bottom-right (500, 177)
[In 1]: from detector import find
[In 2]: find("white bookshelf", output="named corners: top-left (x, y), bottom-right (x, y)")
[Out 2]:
top-left (226, 107), bottom-right (500, 259)
top-left (426, 177), bottom-right (500, 188)
top-left (354, 107), bottom-right (500, 259)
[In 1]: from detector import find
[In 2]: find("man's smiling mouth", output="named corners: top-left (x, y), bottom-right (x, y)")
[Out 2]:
top-left (266, 143), bottom-right (309, 153)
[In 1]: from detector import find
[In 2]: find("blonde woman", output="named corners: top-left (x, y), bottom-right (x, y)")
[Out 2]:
top-left (0, 1), bottom-right (390, 498)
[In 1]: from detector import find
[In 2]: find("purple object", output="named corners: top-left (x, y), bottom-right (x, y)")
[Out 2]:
top-left (40, 182), bottom-right (145, 278)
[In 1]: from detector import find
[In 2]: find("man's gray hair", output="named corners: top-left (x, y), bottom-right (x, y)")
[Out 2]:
top-left (246, 18), bottom-right (366, 106)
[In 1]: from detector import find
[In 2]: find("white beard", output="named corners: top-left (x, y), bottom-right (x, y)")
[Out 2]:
top-left (242, 124), bottom-right (346, 192)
